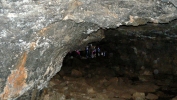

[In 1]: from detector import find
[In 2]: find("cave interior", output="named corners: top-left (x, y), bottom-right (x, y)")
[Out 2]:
top-left (36, 22), bottom-right (177, 100)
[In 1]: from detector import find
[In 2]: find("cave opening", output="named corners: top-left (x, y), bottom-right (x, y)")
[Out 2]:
top-left (37, 23), bottom-right (177, 100)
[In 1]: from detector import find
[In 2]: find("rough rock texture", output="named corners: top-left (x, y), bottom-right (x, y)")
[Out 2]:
top-left (103, 20), bottom-right (177, 73)
top-left (33, 50), bottom-right (177, 100)
top-left (0, 0), bottom-right (177, 99)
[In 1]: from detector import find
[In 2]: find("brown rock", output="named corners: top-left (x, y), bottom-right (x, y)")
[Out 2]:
top-left (87, 87), bottom-right (95, 94)
top-left (138, 75), bottom-right (153, 82)
top-left (58, 70), bottom-right (65, 77)
top-left (49, 81), bottom-right (56, 87)
top-left (43, 94), bottom-right (50, 100)
top-left (121, 77), bottom-right (132, 84)
top-left (156, 91), bottom-right (165, 97)
top-left (118, 77), bottom-right (124, 85)
top-left (95, 93), bottom-right (110, 100)
top-left (71, 69), bottom-right (82, 77)
top-left (142, 70), bottom-right (152, 75)
top-left (133, 84), bottom-right (159, 93)
top-left (109, 77), bottom-right (118, 85)
top-left (132, 92), bottom-right (145, 100)
top-left (146, 93), bottom-right (158, 100)
top-left (119, 92), bottom-right (132, 99)
top-left (172, 96), bottom-right (177, 100)
top-left (99, 79), bottom-right (108, 85)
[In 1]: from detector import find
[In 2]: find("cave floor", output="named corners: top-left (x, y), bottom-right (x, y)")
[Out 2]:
top-left (41, 57), bottom-right (177, 100)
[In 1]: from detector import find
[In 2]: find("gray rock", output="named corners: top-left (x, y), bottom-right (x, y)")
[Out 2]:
top-left (0, 0), bottom-right (177, 99)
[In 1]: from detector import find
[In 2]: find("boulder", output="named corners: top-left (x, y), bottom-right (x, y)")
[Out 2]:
top-left (132, 92), bottom-right (145, 100)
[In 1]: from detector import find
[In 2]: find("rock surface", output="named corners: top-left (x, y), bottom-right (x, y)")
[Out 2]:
top-left (34, 56), bottom-right (177, 100)
top-left (146, 93), bottom-right (159, 100)
top-left (132, 92), bottom-right (145, 100)
top-left (0, 0), bottom-right (177, 99)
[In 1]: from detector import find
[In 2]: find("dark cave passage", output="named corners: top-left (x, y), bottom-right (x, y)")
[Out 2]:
top-left (38, 27), bottom-right (177, 100)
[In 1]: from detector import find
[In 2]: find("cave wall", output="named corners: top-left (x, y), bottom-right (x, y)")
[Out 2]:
top-left (102, 21), bottom-right (177, 74)
top-left (0, 0), bottom-right (177, 99)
